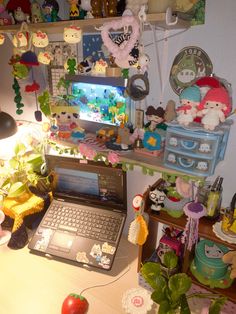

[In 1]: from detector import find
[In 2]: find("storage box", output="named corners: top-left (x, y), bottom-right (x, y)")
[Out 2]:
top-left (163, 123), bottom-right (231, 177)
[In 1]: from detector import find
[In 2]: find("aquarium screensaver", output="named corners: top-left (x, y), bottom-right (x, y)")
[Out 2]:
top-left (71, 82), bottom-right (129, 126)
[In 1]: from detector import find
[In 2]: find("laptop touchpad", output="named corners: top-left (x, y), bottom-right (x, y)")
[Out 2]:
top-left (49, 232), bottom-right (74, 252)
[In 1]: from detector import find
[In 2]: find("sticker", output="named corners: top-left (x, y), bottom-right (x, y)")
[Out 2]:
top-left (102, 242), bottom-right (116, 255)
top-left (76, 251), bottom-right (89, 263)
top-left (90, 244), bottom-right (102, 262)
top-left (98, 255), bottom-right (111, 269)
top-left (169, 46), bottom-right (213, 95)
top-left (34, 228), bottom-right (53, 252)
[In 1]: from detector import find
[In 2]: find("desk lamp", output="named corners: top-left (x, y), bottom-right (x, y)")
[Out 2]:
top-left (0, 110), bottom-right (17, 244)
top-left (0, 110), bottom-right (17, 140)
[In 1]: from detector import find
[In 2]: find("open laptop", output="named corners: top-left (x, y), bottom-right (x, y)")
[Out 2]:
top-left (28, 154), bottom-right (127, 270)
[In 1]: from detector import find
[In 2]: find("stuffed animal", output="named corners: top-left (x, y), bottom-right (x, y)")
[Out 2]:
top-left (222, 250), bottom-right (236, 279)
top-left (149, 188), bottom-right (166, 213)
top-left (176, 85), bottom-right (201, 126)
top-left (197, 87), bottom-right (232, 130)
top-left (125, 0), bottom-right (148, 16)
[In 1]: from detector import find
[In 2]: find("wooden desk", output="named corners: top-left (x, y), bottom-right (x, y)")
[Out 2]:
top-left (0, 236), bottom-right (157, 314)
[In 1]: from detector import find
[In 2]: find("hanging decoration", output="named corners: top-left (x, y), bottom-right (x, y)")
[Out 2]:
top-left (63, 25), bottom-right (82, 44)
top-left (128, 194), bottom-right (149, 245)
top-left (126, 73), bottom-right (149, 101)
top-left (38, 51), bottom-right (53, 65)
top-left (100, 15), bottom-right (140, 66)
top-left (12, 78), bottom-right (24, 115)
top-left (32, 30), bottom-right (49, 48)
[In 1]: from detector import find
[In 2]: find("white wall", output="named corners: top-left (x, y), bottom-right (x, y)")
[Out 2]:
top-left (0, 0), bottom-right (236, 230)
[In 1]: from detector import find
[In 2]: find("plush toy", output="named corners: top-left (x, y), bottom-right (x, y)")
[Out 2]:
top-left (145, 106), bottom-right (167, 131)
top-left (176, 85), bottom-right (201, 126)
top-left (149, 188), bottom-right (166, 213)
top-left (222, 251), bottom-right (236, 279)
top-left (197, 87), bottom-right (232, 130)
top-left (125, 0), bottom-right (148, 16)
top-left (31, 0), bottom-right (45, 23)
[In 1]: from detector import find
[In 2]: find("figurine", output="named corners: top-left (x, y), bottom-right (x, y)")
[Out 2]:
top-left (67, 0), bottom-right (80, 20)
top-left (31, 0), bottom-right (45, 23)
top-left (176, 85), bottom-right (201, 126)
top-left (42, 0), bottom-right (60, 22)
top-left (145, 106), bottom-right (167, 132)
top-left (197, 87), bottom-right (231, 131)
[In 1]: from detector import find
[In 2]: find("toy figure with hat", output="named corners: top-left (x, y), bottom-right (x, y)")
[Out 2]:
top-left (197, 87), bottom-right (232, 130)
top-left (176, 85), bottom-right (201, 126)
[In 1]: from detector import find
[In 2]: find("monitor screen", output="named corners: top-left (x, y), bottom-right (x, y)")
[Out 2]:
top-left (71, 81), bottom-right (129, 126)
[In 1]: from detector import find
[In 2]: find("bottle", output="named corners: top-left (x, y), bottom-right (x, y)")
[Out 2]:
top-left (206, 177), bottom-right (223, 218)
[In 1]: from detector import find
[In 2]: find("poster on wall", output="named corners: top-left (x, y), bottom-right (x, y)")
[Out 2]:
top-left (45, 41), bottom-right (78, 96)
top-left (169, 46), bottom-right (213, 95)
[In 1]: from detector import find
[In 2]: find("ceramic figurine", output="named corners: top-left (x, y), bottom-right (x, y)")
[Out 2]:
top-left (31, 0), bottom-right (45, 23)
top-left (63, 25), bottom-right (82, 44)
top-left (32, 31), bottom-right (49, 48)
top-left (176, 85), bottom-right (201, 126)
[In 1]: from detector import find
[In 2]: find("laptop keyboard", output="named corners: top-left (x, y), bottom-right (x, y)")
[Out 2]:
top-left (41, 203), bottom-right (124, 243)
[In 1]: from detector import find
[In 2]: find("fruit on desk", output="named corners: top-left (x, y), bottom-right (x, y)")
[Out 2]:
top-left (61, 294), bottom-right (89, 314)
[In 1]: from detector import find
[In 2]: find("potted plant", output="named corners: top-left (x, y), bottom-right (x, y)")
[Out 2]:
top-left (140, 251), bottom-right (227, 314)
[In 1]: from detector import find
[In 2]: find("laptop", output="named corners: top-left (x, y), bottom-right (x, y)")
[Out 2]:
top-left (28, 154), bottom-right (127, 270)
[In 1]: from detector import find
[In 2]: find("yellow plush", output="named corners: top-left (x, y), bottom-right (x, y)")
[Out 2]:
top-left (222, 251), bottom-right (236, 279)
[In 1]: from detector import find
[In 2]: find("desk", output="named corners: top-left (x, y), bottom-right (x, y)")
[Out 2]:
top-left (0, 236), bottom-right (157, 314)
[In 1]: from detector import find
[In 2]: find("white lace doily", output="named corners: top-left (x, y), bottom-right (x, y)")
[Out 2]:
top-left (212, 221), bottom-right (236, 244)
top-left (122, 287), bottom-right (153, 314)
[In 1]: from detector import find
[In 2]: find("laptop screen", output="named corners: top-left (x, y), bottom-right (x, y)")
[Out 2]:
top-left (46, 154), bottom-right (127, 212)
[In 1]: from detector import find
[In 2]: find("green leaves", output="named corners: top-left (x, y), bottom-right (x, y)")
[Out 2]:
top-left (38, 90), bottom-right (51, 117)
top-left (163, 251), bottom-right (178, 270)
top-left (209, 297), bottom-right (227, 314)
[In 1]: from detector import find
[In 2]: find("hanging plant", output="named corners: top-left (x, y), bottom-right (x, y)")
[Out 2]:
top-left (12, 77), bottom-right (24, 115)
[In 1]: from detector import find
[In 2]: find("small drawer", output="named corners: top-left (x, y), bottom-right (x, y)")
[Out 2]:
top-left (164, 149), bottom-right (216, 177)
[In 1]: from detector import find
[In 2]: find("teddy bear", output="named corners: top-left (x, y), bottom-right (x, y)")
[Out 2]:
top-left (125, 0), bottom-right (148, 16)
top-left (222, 250), bottom-right (236, 279)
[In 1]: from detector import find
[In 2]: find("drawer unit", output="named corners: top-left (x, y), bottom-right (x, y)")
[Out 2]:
top-left (163, 124), bottom-right (231, 176)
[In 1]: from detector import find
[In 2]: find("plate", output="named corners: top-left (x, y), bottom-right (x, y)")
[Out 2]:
top-left (169, 46), bottom-right (213, 95)
top-left (212, 221), bottom-right (236, 244)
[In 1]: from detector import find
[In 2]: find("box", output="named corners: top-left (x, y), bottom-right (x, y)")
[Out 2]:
top-left (163, 123), bottom-right (231, 177)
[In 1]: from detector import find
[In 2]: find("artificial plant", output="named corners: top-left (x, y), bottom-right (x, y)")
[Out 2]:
top-left (140, 251), bottom-right (227, 314)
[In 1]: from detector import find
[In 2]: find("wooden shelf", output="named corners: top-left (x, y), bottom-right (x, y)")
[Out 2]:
top-left (0, 13), bottom-right (190, 34)
top-left (150, 210), bottom-right (236, 250)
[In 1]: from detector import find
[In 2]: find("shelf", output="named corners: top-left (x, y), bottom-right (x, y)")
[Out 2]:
top-left (188, 270), bottom-right (236, 303)
top-left (149, 210), bottom-right (236, 250)
top-left (0, 13), bottom-right (190, 34)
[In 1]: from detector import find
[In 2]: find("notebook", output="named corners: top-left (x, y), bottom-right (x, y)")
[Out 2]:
top-left (28, 154), bottom-right (127, 270)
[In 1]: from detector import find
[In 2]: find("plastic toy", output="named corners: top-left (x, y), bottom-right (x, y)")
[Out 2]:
top-left (61, 293), bottom-right (89, 314)
top-left (197, 87), bottom-right (232, 130)
top-left (176, 85), bottom-right (201, 126)
top-left (222, 250), bottom-right (236, 279)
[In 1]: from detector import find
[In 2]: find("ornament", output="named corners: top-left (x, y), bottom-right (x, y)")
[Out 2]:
top-left (32, 30), bottom-right (49, 48)
top-left (12, 78), bottom-right (24, 115)
top-left (38, 51), bottom-right (53, 65)
top-left (20, 51), bottom-right (39, 66)
top-left (12, 32), bottom-right (29, 48)
top-left (101, 15), bottom-right (140, 61)
top-left (63, 25), bottom-right (82, 44)
top-left (122, 288), bottom-right (153, 314)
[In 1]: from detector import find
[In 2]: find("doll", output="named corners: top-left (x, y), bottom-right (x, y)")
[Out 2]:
top-left (197, 87), bottom-right (231, 130)
top-left (145, 106), bottom-right (167, 131)
top-left (176, 85), bottom-right (201, 126)
top-left (68, 0), bottom-right (80, 20)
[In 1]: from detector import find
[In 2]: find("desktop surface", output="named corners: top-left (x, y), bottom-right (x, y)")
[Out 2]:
top-left (0, 236), bottom-right (156, 314)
